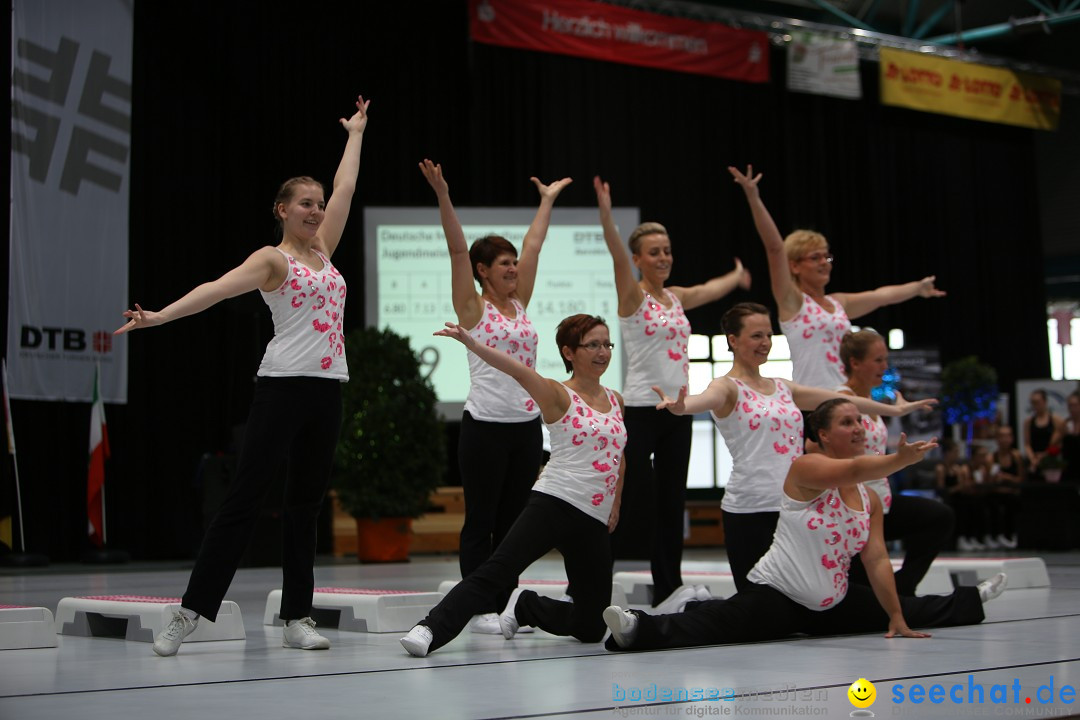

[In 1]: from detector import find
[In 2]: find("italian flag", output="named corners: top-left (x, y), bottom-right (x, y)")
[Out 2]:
top-left (87, 365), bottom-right (110, 547)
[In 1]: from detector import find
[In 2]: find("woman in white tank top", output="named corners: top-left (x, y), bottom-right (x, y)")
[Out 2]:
top-left (418, 160), bottom-right (572, 632)
top-left (728, 165), bottom-right (945, 390)
top-left (602, 398), bottom-right (1004, 652)
top-left (653, 304), bottom-right (937, 590)
top-left (593, 175), bottom-right (751, 607)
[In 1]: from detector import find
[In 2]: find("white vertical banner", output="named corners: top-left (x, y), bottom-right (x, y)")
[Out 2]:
top-left (9, 0), bottom-right (131, 402)
top-left (786, 32), bottom-right (862, 100)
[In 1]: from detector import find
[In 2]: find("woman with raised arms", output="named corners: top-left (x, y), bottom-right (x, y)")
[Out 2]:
top-left (400, 314), bottom-right (624, 657)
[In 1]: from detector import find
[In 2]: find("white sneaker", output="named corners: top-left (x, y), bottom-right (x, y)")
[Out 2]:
top-left (283, 617), bottom-right (330, 650)
top-left (153, 611), bottom-right (198, 657)
top-left (653, 585), bottom-right (698, 615)
top-left (693, 584), bottom-right (713, 601)
top-left (499, 588), bottom-right (525, 639)
top-left (400, 625), bottom-right (433, 657)
top-left (603, 606), bottom-right (638, 648)
top-left (978, 572), bottom-right (1008, 602)
top-left (983, 535), bottom-right (1001, 550)
top-left (467, 613), bottom-right (502, 634)
top-left (997, 534), bottom-right (1018, 550)
top-left (958, 536), bottom-right (986, 551)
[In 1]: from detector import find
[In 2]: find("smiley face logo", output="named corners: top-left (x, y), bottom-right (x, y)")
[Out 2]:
top-left (847, 678), bottom-right (876, 709)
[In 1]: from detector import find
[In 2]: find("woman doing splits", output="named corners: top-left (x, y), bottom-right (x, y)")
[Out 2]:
top-left (729, 165), bottom-right (945, 390)
top-left (838, 330), bottom-right (954, 595)
top-left (115, 96), bottom-right (370, 656)
top-left (594, 175), bottom-right (750, 606)
top-left (419, 160), bottom-right (571, 633)
top-left (400, 314), bottom-right (624, 657)
top-left (654, 303), bottom-right (936, 592)
top-left (603, 399), bottom-right (1007, 652)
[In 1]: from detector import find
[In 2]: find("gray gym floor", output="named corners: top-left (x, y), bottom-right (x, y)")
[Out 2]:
top-left (2, 549), bottom-right (1079, 719)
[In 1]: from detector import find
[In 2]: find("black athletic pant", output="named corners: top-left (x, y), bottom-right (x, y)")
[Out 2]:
top-left (183, 377), bottom-right (341, 622)
top-left (722, 510), bottom-right (781, 592)
top-left (614, 407), bottom-right (692, 604)
top-left (457, 412), bottom-right (543, 613)
top-left (608, 582), bottom-right (984, 651)
top-left (421, 491), bottom-right (612, 652)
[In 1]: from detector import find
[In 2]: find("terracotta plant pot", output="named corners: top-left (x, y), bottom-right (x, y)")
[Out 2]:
top-left (355, 517), bottom-right (412, 563)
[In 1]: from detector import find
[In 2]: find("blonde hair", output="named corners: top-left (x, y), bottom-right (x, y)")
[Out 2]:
top-left (628, 222), bottom-right (668, 255)
top-left (783, 229), bottom-right (828, 264)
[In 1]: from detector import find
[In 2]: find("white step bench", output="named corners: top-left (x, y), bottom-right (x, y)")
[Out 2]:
top-left (0, 606), bottom-right (58, 650)
top-left (437, 579), bottom-right (629, 608)
top-left (263, 588), bottom-right (443, 633)
top-left (931, 557), bottom-right (1050, 589)
top-left (55, 595), bottom-right (245, 643)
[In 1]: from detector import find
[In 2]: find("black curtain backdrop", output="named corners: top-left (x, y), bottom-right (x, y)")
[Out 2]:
top-left (3, 2), bottom-right (1048, 560)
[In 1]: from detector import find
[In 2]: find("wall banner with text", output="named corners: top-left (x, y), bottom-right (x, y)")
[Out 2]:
top-left (879, 47), bottom-right (1060, 131)
top-left (469, 0), bottom-right (769, 83)
top-left (9, 0), bottom-right (131, 402)
top-left (786, 32), bottom-right (861, 100)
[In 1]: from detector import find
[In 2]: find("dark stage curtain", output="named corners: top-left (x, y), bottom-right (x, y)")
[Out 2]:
top-left (2, 3), bottom-right (1048, 560)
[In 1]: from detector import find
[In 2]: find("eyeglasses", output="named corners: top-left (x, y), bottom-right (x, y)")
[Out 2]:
top-left (802, 251), bottom-right (834, 264)
top-left (579, 341), bottom-right (615, 352)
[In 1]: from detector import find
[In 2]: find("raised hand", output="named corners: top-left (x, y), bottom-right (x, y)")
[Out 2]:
top-left (114, 303), bottom-right (162, 335)
top-left (896, 393), bottom-right (938, 415)
top-left (532, 176), bottom-right (573, 201)
top-left (433, 321), bottom-right (476, 350)
top-left (653, 385), bottom-right (687, 414)
top-left (896, 433), bottom-right (939, 465)
top-left (418, 159), bottom-right (449, 195)
top-left (735, 257), bottom-right (752, 290)
top-left (727, 164), bottom-right (763, 198)
top-left (593, 175), bottom-right (612, 214)
top-left (340, 95), bottom-right (370, 135)
top-left (917, 276), bottom-right (947, 299)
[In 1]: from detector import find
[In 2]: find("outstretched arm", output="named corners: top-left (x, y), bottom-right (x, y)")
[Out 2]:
top-left (608, 393), bottom-right (627, 533)
top-left (594, 176), bottom-right (644, 317)
top-left (420, 160), bottom-right (482, 328)
top-left (317, 95), bottom-right (370, 258)
top-left (791, 433), bottom-right (937, 490)
top-left (669, 258), bottom-right (751, 311)
top-left (515, 176), bottom-right (573, 306)
top-left (834, 277), bottom-right (945, 320)
top-left (789, 382), bottom-right (937, 418)
top-left (860, 492), bottom-right (931, 638)
top-left (728, 165), bottom-right (802, 320)
top-left (653, 377), bottom-right (734, 417)
top-left (434, 322), bottom-right (567, 420)
top-left (115, 247), bottom-right (281, 334)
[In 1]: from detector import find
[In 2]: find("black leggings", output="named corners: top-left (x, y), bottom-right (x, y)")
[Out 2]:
top-left (457, 412), bottom-right (543, 613)
top-left (722, 510), bottom-right (780, 592)
top-left (183, 376), bottom-right (342, 622)
top-left (420, 491), bottom-right (612, 652)
top-left (848, 494), bottom-right (954, 596)
top-left (614, 407), bottom-right (693, 604)
top-left (608, 582), bottom-right (984, 651)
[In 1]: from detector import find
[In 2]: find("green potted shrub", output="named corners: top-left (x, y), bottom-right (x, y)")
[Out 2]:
top-left (334, 326), bottom-right (446, 562)
top-left (941, 356), bottom-right (998, 447)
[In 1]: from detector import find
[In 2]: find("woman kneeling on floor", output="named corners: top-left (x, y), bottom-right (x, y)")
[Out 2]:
top-left (604, 398), bottom-right (1006, 651)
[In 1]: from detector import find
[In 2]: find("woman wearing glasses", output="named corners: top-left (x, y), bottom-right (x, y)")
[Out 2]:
top-left (401, 315), bottom-right (624, 657)
top-left (728, 166), bottom-right (944, 390)
top-left (593, 176), bottom-right (750, 608)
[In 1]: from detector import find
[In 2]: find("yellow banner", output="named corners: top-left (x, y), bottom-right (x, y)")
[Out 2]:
top-left (880, 47), bottom-right (1060, 131)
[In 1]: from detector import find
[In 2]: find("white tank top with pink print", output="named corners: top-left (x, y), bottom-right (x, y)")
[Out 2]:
top-left (533, 384), bottom-right (625, 524)
top-left (780, 293), bottom-right (851, 389)
top-left (464, 299), bottom-right (540, 423)
top-left (712, 378), bottom-right (803, 513)
top-left (747, 484), bottom-right (871, 610)
top-left (835, 386), bottom-right (893, 513)
top-left (619, 290), bottom-right (691, 406)
top-left (258, 248), bottom-right (348, 380)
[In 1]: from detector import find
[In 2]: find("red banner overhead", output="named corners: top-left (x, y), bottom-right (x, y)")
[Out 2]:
top-left (469, 0), bottom-right (770, 83)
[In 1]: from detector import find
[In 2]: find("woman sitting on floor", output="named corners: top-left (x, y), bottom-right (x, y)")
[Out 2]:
top-left (603, 398), bottom-right (1007, 651)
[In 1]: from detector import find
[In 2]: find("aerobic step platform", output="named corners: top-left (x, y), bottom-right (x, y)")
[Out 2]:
top-left (55, 596), bottom-right (245, 643)
top-left (263, 588), bottom-right (443, 633)
top-left (0, 606), bottom-right (58, 650)
top-left (437, 579), bottom-right (629, 608)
